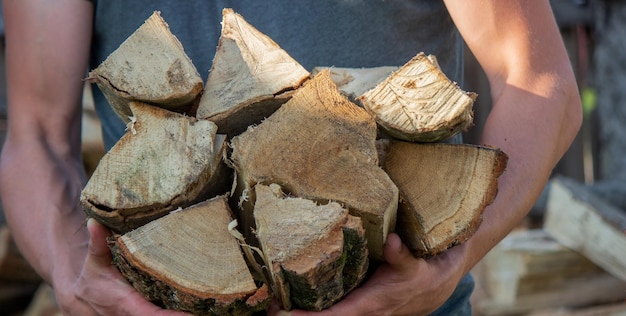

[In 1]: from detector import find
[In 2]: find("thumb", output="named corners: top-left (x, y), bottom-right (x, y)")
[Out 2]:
top-left (86, 218), bottom-right (113, 262)
top-left (383, 233), bottom-right (415, 268)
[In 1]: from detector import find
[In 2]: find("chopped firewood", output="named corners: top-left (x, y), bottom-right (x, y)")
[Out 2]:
top-left (87, 11), bottom-right (203, 123)
top-left (79, 8), bottom-right (513, 314)
top-left (196, 8), bottom-right (310, 137)
top-left (80, 102), bottom-right (230, 233)
top-left (229, 70), bottom-right (398, 260)
top-left (110, 195), bottom-right (270, 316)
top-left (359, 53), bottom-right (476, 142)
top-left (311, 66), bottom-right (398, 102)
top-left (379, 140), bottom-right (507, 257)
top-left (252, 184), bottom-right (368, 311)
top-left (544, 176), bottom-right (626, 281)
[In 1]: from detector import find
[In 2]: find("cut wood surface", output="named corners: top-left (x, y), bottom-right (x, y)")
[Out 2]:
top-left (311, 66), bottom-right (398, 102)
top-left (111, 195), bottom-right (270, 316)
top-left (359, 53), bottom-right (476, 143)
top-left (81, 102), bottom-right (230, 233)
top-left (474, 229), bottom-right (626, 316)
top-left (229, 70), bottom-right (398, 260)
top-left (196, 8), bottom-right (310, 137)
top-left (87, 11), bottom-right (203, 122)
top-left (544, 176), bottom-right (626, 281)
top-left (380, 140), bottom-right (507, 257)
top-left (253, 184), bottom-right (368, 311)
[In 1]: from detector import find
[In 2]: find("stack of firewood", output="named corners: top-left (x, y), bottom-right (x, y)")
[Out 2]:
top-left (80, 9), bottom-right (507, 315)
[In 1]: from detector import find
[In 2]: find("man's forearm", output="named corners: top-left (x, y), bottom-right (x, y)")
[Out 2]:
top-left (0, 138), bottom-right (88, 285)
top-left (459, 76), bottom-right (582, 274)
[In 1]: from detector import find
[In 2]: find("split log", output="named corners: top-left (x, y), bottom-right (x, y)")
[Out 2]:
top-left (229, 69), bottom-right (399, 260)
top-left (110, 195), bottom-right (270, 316)
top-left (196, 8), bottom-right (310, 137)
top-left (544, 176), bottom-right (626, 281)
top-left (253, 184), bottom-right (368, 311)
top-left (80, 102), bottom-right (230, 233)
top-left (359, 53), bottom-right (476, 142)
top-left (379, 140), bottom-right (507, 257)
top-left (87, 11), bottom-right (203, 123)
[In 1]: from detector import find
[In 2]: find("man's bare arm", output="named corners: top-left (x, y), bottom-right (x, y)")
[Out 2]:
top-left (0, 1), bottom-right (190, 315)
top-left (443, 0), bottom-right (583, 273)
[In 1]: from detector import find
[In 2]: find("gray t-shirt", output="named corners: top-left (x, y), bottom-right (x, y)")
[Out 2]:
top-left (90, 0), bottom-right (464, 149)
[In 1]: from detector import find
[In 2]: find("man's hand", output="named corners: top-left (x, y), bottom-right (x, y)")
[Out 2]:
top-left (268, 233), bottom-right (468, 316)
top-left (56, 219), bottom-right (190, 316)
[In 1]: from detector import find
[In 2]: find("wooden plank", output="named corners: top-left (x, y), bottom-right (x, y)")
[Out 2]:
top-left (473, 229), bottom-right (626, 316)
top-left (544, 176), bottom-right (626, 281)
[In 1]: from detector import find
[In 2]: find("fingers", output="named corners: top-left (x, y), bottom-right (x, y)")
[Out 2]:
top-left (86, 217), bottom-right (112, 260)
top-left (383, 233), bottom-right (416, 269)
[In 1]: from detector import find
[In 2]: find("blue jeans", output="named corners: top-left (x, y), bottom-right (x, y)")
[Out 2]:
top-left (429, 274), bottom-right (474, 316)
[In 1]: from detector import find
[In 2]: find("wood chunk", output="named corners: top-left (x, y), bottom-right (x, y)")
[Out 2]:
top-left (229, 70), bottom-right (398, 260)
top-left (80, 102), bottom-right (230, 233)
top-left (474, 229), bottom-right (626, 316)
top-left (196, 8), bottom-right (310, 137)
top-left (87, 11), bottom-right (203, 123)
top-left (544, 176), bottom-right (626, 281)
top-left (311, 66), bottom-right (398, 102)
top-left (359, 53), bottom-right (476, 142)
top-left (110, 196), bottom-right (270, 316)
top-left (380, 140), bottom-right (507, 257)
top-left (253, 184), bottom-right (368, 311)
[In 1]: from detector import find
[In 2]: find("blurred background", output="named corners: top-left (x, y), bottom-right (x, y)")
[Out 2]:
top-left (0, 1), bottom-right (625, 315)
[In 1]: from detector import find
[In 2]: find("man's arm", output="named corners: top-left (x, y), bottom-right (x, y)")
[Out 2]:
top-left (0, 1), bottom-right (189, 315)
top-left (271, 1), bottom-right (582, 315)
top-left (442, 0), bottom-right (583, 270)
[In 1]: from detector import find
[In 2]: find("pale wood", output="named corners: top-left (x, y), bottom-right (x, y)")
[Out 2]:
top-left (87, 11), bottom-right (203, 123)
top-left (474, 229), bottom-right (626, 316)
top-left (197, 8), bottom-right (310, 137)
top-left (253, 184), bottom-right (368, 311)
top-left (527, 302), bottom-right (626, 316)
top-left (111, 195), bottom-right (270, 315)
top-left (229, 70), bottom-right (398, 260)
top-left (544, 176), bottom-right (626, 281)
top-left (80, 102), bottom-right (230, 233)
top-left (359, 52), bottom-right (476, 142)
top-left (311, 66), bottom-right (398, 102)
top-left (380, 140), bottom-right (507, 257)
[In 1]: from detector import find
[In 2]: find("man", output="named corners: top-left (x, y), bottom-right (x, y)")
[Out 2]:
top-left (0, 0), bottom-right (581, 315)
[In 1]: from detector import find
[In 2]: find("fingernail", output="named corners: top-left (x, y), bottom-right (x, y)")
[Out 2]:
top-left (277, 311), bottom-right (291, 316)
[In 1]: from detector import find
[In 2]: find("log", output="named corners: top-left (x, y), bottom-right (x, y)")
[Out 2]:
top-left (253, 184), bottom-right (368, 311)
top-left (80, 102), bottom-right (230, 233)
top-left (196, 8), bottom-right (310, 137)
top-left (544, 176), bottom-right (626, 281)
top-left (87, 11), bottom-right (203, 123)
top-left (473, 229), bottom-right (626, 316)
top-left (379, 140), bottom-right (507, 257)
top-left (358, 53), bottom-right (476, 142)
top-left (229, 69), bottom-right (399, 261)
top-left (110, 195), bottom-right (270, 316)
